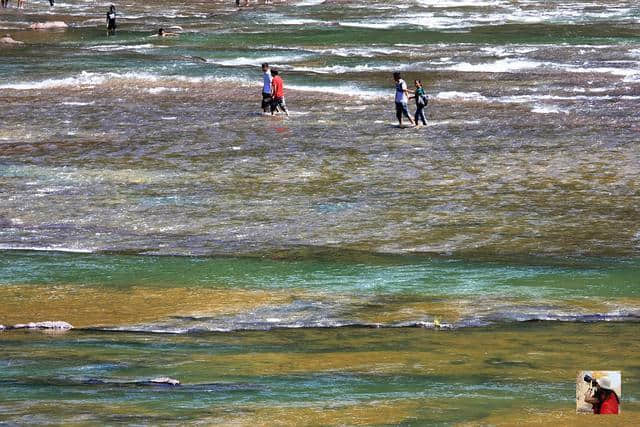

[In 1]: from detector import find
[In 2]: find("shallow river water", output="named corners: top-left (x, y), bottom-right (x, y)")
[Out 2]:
top-left (1, 0), bottom-right (639, 424)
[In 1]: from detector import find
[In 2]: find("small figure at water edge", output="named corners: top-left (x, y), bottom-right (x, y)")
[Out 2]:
top-left (155, 28), bottom-right (177, 37)
top-left (107, 5), bottom-right (117, 36)
top-left (270, 69), bottom-right (289, 117)
top-left (393, 72), bottom-right (415, 127)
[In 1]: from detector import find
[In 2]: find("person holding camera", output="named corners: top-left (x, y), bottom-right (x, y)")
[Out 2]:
top-left (584, 376), bottom-right (619, 414)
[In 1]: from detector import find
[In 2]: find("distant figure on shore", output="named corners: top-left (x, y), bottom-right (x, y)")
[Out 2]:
top-left (1, 0), bottom-right (9, 9)
top-left (409, 79), bottom-right (428, 127)
top-left (106, 5), bottom-right (117, 36)
top-left (0, 33), bottom-right (24, 45)
top-left (261, 63), bottom-right (273, 113)
top-left (270, 69), bottom-right (289, 116)
top-left (393, 72), bottom-right (415, 127)
top-left (30, 21), bottom-right (68, 30)
top-left (17, 0), bottom-right (24, 9)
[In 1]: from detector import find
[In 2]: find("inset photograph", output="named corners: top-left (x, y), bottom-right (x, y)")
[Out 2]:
top-left (577, 371), bottom-right (621, 414)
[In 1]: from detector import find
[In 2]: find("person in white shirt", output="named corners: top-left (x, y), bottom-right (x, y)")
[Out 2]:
top-left (393, 72), bottom-right (415, 126)
top-left (261, 63), bottom-right (273, 113)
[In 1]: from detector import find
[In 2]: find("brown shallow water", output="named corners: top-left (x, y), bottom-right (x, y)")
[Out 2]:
top-left (1, 0), bottom-right (639, 423)
top-left (1, 81), bottom-right (639, 257)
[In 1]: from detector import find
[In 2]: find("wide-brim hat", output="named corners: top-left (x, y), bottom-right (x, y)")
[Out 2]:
top-left (597, 377), bottom-right (613, 391)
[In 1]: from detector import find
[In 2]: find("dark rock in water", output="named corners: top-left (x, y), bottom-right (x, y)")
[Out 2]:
top-left (83, 377), bottom-right (181, 387)
top-left (80, 378), bottom-right (263, 391)
top-left (0, 216), bottom-right (12, 228)
top-left (11, 321), bottom-right (73, 330)
top-left (83, 378), bottom-right (108, 385)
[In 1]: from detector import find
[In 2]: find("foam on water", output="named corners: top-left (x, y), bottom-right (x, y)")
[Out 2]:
top-left (436, 91), bottom-right (489, 102)
top-left (85, 43), bottom-right (161, 52)
top-left (207, 54), bottom-right (312, 67)
top-left (0, 71), bottom-right (257, 90)
top-left (337, 22), bottom-right (395, 30)
top-left (531, 104), bottom-right (569, 114)
top-left (447, 58), bottom-right (545, 73)
top-left (271, 18), bottom-right (325, 25)
top-left (294, 0), bottom-right (325, 6)
top-left (1, 1), bottom-right (640, 423)
top-left (93, 301), bottom-right (640, 334)
top-left (61, 101), bottom-right (95, 106)
top-left (416, 0), bottom-right (508, 7)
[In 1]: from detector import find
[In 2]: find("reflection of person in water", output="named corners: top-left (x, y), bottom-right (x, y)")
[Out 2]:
top-left (584, 377), bottom-right (620, 414)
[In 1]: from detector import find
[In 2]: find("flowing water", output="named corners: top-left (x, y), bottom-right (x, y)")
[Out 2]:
top-left (1, 0), bottom-right (639, 424)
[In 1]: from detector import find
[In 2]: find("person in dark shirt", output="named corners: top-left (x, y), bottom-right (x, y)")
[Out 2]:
top-left (106, 5), bottom-right (117, 36)
top-left (409, 79), bottom-right (428, 127)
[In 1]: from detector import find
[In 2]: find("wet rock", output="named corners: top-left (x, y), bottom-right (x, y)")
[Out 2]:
top-left (0, 34), bottom-right (24, 45)
top-left (148, 377), bottom-right (180, 386)
top-left (30, 21), bottom-right (68, 30)
top-left (11, 321), bottom-right (73, 330)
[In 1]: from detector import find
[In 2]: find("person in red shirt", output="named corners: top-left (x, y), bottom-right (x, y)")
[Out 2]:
top-left (270, 69), bottom-right (289, 117)
top-left (584, 377), bottom-right (620, 414)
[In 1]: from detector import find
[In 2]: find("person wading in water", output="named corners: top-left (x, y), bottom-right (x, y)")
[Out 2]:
top-left (393, 72), bottom-right (415, 127)
top-left (106, 5), bottom-right (117, 36)
top-left (409, 79), bottom-right (428, 128)
top-left (270, 69), bottom-right (289, 117)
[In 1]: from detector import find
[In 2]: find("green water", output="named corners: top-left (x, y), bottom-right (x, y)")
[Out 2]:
top-left (1, 251), bottom-right (639, 299)
top-left (1, 323), bottom-right (639, 425)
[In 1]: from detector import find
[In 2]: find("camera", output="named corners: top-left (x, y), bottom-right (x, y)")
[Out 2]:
top-left (584, 375), bottom-right (598, 387)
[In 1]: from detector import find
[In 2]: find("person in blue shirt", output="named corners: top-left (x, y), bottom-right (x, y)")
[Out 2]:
top-left (261, 63), bottom-right (273, 113)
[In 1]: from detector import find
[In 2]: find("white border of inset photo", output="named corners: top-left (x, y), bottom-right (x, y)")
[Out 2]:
top-left (577, 371), bottom-right (621, 414)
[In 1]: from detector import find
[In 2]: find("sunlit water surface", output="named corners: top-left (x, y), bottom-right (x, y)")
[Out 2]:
top-left (1, 0), bottom-right (639, 424)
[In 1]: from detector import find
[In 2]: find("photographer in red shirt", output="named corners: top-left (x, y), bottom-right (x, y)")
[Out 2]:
top-left (584, 377), bottom-right (620, 414)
